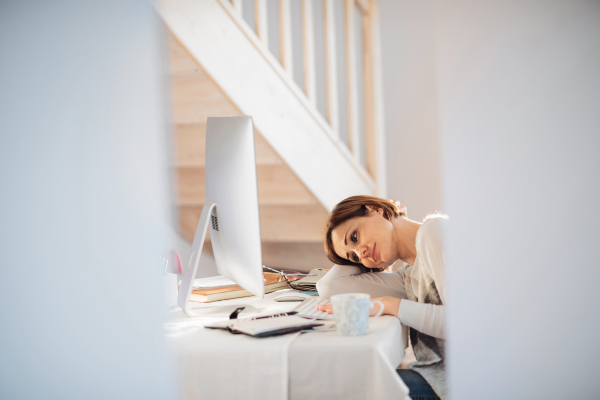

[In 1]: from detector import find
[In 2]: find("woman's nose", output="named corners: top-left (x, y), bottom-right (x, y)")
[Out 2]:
top-left (359, 244), bottom-right (369, 257)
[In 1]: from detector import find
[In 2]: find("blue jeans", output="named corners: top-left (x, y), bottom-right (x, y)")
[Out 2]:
top-left (396, 369), bottom-right (440, 400)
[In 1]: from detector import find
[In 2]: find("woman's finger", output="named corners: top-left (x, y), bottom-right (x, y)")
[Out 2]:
top-left (317, 304), bottom-right (334, 314)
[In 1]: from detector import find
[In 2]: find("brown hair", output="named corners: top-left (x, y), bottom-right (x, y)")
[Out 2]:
top-left (324, 195), bottom-right (404, 272)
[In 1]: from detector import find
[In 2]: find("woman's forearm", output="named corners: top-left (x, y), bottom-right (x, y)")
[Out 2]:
top-left (397, 301), bottom-right (446, 339)
top-left (317, 266), bottom-right (410, 300)
top-left (373, 296), bottom-right (446, 339)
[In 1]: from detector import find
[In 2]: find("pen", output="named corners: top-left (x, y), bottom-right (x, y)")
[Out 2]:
top-left (252, 311), bottom-right (298, 320)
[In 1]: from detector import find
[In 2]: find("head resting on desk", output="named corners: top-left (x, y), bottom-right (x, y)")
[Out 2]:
top-left (324, 196), bottom-right (406, 273)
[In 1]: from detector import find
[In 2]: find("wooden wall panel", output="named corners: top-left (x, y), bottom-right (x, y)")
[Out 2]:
top-left (174, 123), bottom-right (283, 167)
top-left (171, 75), bottom-right (240, 124)
top-left (261, 242), bottom-right (332, 271)
top-left (258, 204), bottom-right (329, 241)
top-left (174, 123), bottom-right (206, 167)
top-left (169, 35), bottom-right (204, 76)
top-left (167, 27), bottom-right (330, 246)
top-left (200, 241), bottom-right (333, 273)
top-left (179, 204), bottom-right (328, 243)
top-left (177, 166), bottom-right (318, 205)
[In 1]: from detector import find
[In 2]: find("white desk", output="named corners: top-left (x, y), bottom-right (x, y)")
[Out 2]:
top-left (164, 290), bottom-right (410, 400)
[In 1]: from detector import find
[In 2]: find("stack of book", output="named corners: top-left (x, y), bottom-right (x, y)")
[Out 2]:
top-left (189, 272), bottom-right (301, 303)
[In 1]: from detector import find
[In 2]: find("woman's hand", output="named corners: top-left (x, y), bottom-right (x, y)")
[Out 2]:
top-left (389, 199), bottom-right (407, 217)
top-left (317, 297), bottom-right (401, 317)
top-left (316, 304), bottom-right (334, 314)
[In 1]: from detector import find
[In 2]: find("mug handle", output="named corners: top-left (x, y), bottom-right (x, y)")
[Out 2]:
top-left (370, 300), bottom-right (385, 318)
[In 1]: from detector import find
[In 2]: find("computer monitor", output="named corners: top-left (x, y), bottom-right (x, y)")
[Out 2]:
top-left (178, 116), bottom-right (265, 317)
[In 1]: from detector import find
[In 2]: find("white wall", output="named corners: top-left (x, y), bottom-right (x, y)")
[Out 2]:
top-left (380, 0), bottom-right (443, 222)
top-left (381, 0), bottom-right (600, 397)
top-left (434, 1), bottom-right (600, 398)
top-left (0, 1), bottom-right (178, 398)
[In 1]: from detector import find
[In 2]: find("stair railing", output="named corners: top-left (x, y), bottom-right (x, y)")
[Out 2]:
top-left (225, 0), bottom-right (386, 196)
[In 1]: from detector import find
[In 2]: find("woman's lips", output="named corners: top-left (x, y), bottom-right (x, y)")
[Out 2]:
top-left (373, 244), bottom-right (377, 261)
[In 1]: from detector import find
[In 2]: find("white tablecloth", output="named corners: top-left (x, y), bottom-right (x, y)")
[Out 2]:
top-left (289, 316), bottom-right (409, 400)
top-left (164, 290), bottom-right (410, 400)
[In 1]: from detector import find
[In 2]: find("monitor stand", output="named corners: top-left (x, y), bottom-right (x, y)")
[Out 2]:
top-left (177, 201), bottom-right (263, 318)
top-left (177, 201), bottom-right (218, 317)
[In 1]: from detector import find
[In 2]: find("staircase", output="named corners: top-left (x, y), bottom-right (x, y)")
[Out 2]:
top-left (159, 0), bottom-right (386, 272)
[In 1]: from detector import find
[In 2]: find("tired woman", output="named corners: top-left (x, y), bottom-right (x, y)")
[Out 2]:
top-left (316, 195), bottom-right (447, 400)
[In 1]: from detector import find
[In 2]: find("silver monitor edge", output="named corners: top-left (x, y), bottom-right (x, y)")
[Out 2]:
top-left (204, 116), bottom-right (265, 297)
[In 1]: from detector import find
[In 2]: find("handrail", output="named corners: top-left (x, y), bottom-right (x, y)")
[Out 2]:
top-left (227, 0), bottom-right (385, 194)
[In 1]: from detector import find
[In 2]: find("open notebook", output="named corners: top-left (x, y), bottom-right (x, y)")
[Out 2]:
top-left (205, 313), bottom-right (323, 337)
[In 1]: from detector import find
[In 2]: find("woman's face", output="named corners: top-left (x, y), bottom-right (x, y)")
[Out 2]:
top-left (331, 207), bottom-right (398, 270)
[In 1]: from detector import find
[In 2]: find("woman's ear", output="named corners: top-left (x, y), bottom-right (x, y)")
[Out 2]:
top-left (389, 199), bottom-right (407, 217)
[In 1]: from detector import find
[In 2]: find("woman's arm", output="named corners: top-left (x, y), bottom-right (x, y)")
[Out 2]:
top-left (316, 264), bottom-right (409, 300)
top-left (318, 296), bottom-right (446, 339)
top-left (418, 217), bottom-right (448, 305)
top-left (395, 298), bottom-right (446, 339)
